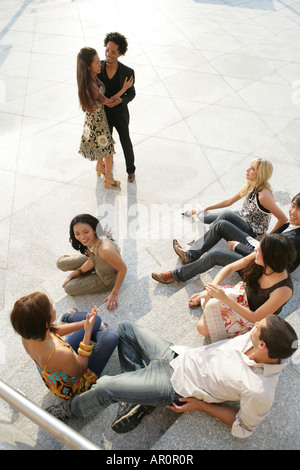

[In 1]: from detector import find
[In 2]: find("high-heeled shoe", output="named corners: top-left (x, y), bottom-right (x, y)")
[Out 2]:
top-left (181, 210), bottom-right (193, 217)
top-left (104, 179), bottom-right (121, 189)
top-left (96, 168), bottom-right (105, 177)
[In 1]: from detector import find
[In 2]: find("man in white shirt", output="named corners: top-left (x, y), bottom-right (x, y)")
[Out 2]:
top-left (47, 315), bottom-right (297, 438)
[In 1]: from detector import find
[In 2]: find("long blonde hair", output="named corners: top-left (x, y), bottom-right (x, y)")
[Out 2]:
top-left (240, 158), bottom-right (273, 197)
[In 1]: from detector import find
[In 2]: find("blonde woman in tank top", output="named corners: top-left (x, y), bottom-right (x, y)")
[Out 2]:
top-left (152, 158), bottom-right (288, 285)
top-left (182, 158), bottom-right (286, 234)
top-left (57, 214), bottom-right (127, 311)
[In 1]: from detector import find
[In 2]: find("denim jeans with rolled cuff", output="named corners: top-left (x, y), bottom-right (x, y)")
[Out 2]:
top-left (173, 210), bottom-right (257, 282)
top-left (61, 311), bottom-right (119, 378)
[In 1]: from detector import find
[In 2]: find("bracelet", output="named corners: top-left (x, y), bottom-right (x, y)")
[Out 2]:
top-left (76, 268), bottom-right (83, 276)
top-left (78, 347), bottom-right (92, 357)
top-left (79, 341), bottom-right (94, 352)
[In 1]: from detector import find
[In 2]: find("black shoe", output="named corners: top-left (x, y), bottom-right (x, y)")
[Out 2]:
top-left (46, 402), bottom-right (71, 422)
top-left (128, 173), bottom-right (135, 183)
top-left (111, 402), bottom-right (155, 433)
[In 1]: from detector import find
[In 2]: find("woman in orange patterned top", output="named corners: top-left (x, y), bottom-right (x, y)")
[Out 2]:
top-left (10, 292), bottom-right (119, 400)
top-left (188, 234), bottom-right (296, 343)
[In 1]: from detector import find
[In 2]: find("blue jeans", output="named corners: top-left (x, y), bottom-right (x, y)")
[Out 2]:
top-left (173, 210), bottom-right (256, 282)
top-left (62, 312), bottom-right (119, 378)
top-left (67, 321), bottom-right (179, 419)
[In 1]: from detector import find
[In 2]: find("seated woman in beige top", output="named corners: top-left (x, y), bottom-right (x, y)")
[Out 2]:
top-left (57, 214), bottom-right (127, 311)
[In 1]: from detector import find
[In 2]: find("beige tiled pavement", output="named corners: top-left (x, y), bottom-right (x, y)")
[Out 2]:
top-left (0, 0), bottom-right (300, 450)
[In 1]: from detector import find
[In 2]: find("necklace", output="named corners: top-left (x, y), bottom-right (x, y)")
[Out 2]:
top-left (89, 237), bottom-right (100, 254)
top-left (91, 76), bottom-right (100, 86)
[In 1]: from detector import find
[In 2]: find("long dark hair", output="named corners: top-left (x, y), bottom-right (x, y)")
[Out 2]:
top-left (69, 214), bottom-right (99, 255)
top-left (69, 214), bottom-right (112, 255)
top-left (77, 47), bottom-right (97, 112)
top-left (242, 234), bottom-right (296, 291)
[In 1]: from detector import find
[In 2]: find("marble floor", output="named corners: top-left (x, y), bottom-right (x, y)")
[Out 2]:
top-left (0, 0), bottom-right (300, 450)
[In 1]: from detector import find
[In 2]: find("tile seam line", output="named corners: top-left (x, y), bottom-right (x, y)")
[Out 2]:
top-left (5, 10), bottom-right (40, 305)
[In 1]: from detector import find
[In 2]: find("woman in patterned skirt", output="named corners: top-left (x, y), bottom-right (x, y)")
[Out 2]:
top-left (77, 47), bottom-right (133, 188)
top-left (189, 233), bottom-right (296, 342)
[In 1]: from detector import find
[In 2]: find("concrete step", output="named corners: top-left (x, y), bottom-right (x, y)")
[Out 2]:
top-left (58, 276), bottom-right (208, 451)
top-left (2, 246), bottom-right (299, 450)
top-left (0, 269), bottom-right (200, 450)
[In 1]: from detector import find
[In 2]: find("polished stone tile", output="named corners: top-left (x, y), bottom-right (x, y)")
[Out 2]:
top-left (0, 171), bottom-right (15, 220)
top-left (210, 52), bottom-right (280, 80)
top-left (190, 30), bottom-right (245, 53)
top-left (186, 104), bottom-right (273, 153)
top-left (238, 80), bottom-right (300, 118)
top-left (0, 219), bottom-right (10, 270)
top-left (1, 0), bottom-right (300, 451)
top-left (130, 94), bottom-right (182, 135)
top-left (12, 173), bottom-right (62, 213)
top-left (17, 122), bottom-right (89, 181)
top-left (22, 83), bottom-right (79, 121)
top-left (146, 44), bottom-right (207, 70)
top-left (163, 70), bottom-right (233, 104)
top-left (7, 183), bottom-right (98, 281)
top-left (247, 36), bottom-right (300, 62)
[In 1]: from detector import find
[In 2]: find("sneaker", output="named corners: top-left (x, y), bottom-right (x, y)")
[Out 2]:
top-left (111, 402), bottom-right (155, 433)
top-left (46, 402), bottom-right (71, 422)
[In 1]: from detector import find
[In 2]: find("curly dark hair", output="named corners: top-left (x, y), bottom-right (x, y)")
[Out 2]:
top-left (103, 32), bottom-right (128, 55)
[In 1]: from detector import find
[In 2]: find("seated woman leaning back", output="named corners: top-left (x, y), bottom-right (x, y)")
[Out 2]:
top-left (189, 234), bottom-right (296, 343)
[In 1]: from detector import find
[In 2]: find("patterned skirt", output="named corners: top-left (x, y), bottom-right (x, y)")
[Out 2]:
top-left (79, 102), bottom-right (115, 161)
top-left (203, 281), bottom-right (254, 342)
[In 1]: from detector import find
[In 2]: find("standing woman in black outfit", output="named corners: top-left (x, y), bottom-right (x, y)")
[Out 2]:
top-left (99, 32), bottom-right (136, 182)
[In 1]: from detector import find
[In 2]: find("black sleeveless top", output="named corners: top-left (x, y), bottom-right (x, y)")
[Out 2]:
top-left (246, 275), bottom-right (293, 314)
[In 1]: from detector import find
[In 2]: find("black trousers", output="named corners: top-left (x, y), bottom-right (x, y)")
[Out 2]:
top-left (105, 105), bottom-right (135, 174)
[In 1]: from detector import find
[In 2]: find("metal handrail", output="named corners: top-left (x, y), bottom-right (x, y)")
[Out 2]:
top-left (0, 380), bottom-right (100, 450)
